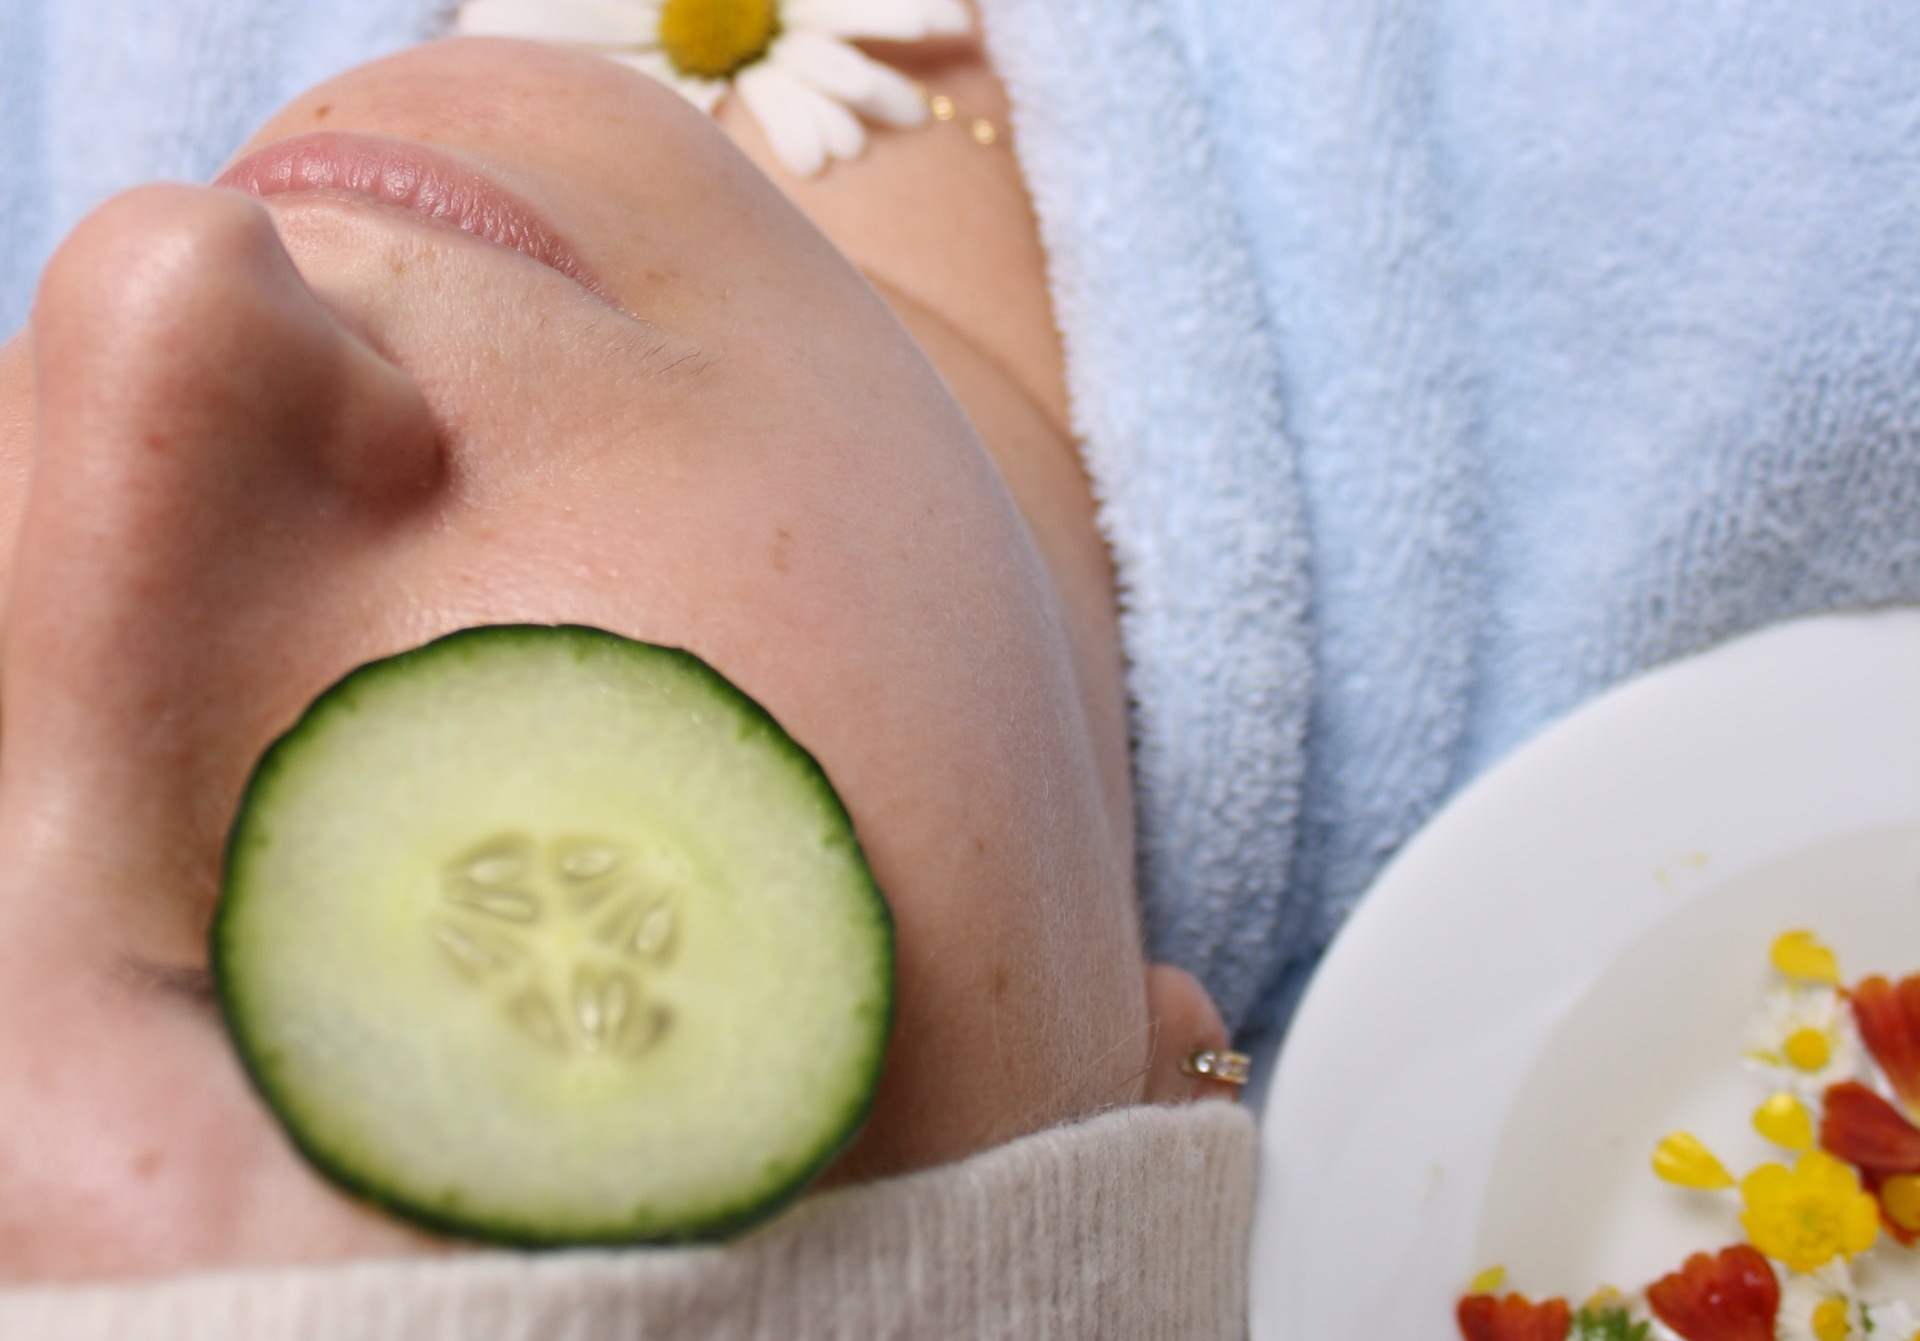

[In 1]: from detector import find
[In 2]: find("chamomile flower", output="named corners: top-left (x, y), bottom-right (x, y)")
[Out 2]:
top-left (1779, 1262), bottom-right (1867, 1341)
top-left (455, 0), bottom-right (972, 177)
top-left (1746, 982), bottom-right (1865, 1098)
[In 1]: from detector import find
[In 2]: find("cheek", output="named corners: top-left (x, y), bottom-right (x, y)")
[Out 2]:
top-left (0, 927), bottom-right (429, 1279)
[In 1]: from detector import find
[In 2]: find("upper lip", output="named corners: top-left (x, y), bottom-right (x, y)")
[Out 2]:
top-left (217, 131), bottom-right (612, 299)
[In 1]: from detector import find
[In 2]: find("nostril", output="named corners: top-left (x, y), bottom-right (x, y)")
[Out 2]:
top-left (32, 182), bottom-right (440, 506)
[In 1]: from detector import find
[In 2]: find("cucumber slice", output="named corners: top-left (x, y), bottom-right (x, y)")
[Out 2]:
top-left (214, 625), bottom-right (893, 1246)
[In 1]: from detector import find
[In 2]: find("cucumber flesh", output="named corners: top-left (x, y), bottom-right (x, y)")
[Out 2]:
top-left (214, 625), bottom-right (894, 1246)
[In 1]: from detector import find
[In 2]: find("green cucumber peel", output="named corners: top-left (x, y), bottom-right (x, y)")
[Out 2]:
top-left (213, 624), bottom-right (894, 1247)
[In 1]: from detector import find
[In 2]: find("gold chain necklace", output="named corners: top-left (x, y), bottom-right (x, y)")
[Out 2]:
top-left (918, 86), bottom-right (1005, 148)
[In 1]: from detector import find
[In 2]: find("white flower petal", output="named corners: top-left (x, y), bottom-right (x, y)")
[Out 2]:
top-left (770, 32), bottom-right (926, 127)
top-left (1865, 1298), bottom-right (1917, 1338)
top-left (807, 84), bottom-right (867, 163)
top-left (736, 63), bottom-right (829, 177)
top-left (456, 0), bottom-right (659, 46)
top-left (847, 61), bottom-right (927, 126)
top-left (605, 51), bottom-right (727, 111)
top-left (676, 75), bottom-right (729, 114)
top-left (783, 0), bottom-right (970, 42)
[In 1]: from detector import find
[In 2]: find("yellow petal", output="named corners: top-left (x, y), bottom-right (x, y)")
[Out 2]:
top-left (1843, 1185), bottom-right (1882, 1257)
top-left (1654, 1131), bottom-right (1736, 1189)
top-left (1882, 1174), bottom-right (1920, 1232)
top-left (1741, 1159), bottom-right (1793, 1198)
top-left (1772, 929), bottom-right (1841, 985)
top-left (1754, 1091), bottom-right (1815, 1151)
top-left (1467, 1265), bottom-right (1506, 1294)
top-left (1800, 1149), bottom-right (1858, 1194)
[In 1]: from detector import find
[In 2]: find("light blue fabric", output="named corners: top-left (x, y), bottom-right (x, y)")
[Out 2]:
top-left (8, 1), bottom-right (1920, 1036)
top-left (981, 0), bottom-right (1920, 1032)
top-left (0, 0), bottom-right (446, 329)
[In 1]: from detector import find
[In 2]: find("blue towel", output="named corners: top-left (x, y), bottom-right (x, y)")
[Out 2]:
top-left (982, 0), bottom-right (1920, 1033)
top-left (0, 0), bottom-right (446, 325)
top-left (10, 1), bottom-right (1920, 1036)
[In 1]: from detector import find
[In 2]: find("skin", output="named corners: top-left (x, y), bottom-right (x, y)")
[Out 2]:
top-left (0, 35), bottom-right (1228, 1281)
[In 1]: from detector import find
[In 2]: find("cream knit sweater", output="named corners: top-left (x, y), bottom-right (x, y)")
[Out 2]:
top-left (0, 1101), bottom-right (1256, 1340)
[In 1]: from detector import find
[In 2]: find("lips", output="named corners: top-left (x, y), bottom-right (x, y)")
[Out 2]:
top-left (217, 131), bottom-right (610, 298)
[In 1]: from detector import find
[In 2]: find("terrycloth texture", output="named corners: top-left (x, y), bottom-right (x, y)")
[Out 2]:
top-left (10, 4), bottom-right (1920, 1034)
top-left (979, 0), bottom-right (1920, 1031)
top-left (0, 1102), bottom-right (1258, 1341)
top-left (0, 0), bottom-right (448, 328)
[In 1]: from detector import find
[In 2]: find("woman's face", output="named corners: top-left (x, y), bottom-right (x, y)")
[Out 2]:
top-left (0, 38), bottom-right (1173, 1278)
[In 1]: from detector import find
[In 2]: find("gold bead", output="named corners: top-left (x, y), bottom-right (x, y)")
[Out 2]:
top-left (969, 118), bottom-right (998, 146)
top-left (928, 94), bottom-right (956, 121)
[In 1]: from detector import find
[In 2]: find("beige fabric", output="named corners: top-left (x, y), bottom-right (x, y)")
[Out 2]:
top-left (0, 1101), bottom-right (1256, 1340)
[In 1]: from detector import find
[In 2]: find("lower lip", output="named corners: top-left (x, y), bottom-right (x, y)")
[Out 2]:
top-left (217, 131), bottom-right (609, 297)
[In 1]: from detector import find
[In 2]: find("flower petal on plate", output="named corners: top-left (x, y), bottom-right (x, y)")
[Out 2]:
top-left (1864, 1169), bottom-right (1920, 1244)
top-left (1646, 1246), bottom-right (1779, 1341)
top-left (736, 63), bottom-right (829, 177)
top-left (456, 0), bottom-right (659, 46)
top-left (1754, 1091), bottom-right (1817, 1152)
top-left (1653, 1131), bottom-right (1737, 1189)
top-left (1455, 1293), bottom-right (1571, 1341)
top-left (1821, 1080), bottom-right (1920, 1174)
top-left (1771, 930), bottom-right (1842, 985)
top-left (1849, 974), bottom-right (1920, 1112)
top-left (784, 0), bottom-right (970, 42)
top-left (771, 32), bottom-right (927, 126)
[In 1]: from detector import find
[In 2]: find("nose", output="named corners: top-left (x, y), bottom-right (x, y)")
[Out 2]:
top-left (2, 184), bottom-right (440, 873)
top-left (0, 184), bottom-right (450, 1277)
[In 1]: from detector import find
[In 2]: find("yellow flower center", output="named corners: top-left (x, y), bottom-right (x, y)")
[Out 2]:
top-left (1784, 1026), bottom-right (1833, 1072)
top-left (656, 0), bottom-right (780, 80)
top-left (1813, 1297), bottom-right (1852, 1341)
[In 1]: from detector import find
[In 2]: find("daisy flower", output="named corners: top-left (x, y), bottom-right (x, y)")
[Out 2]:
top-left (1777, 1262), bottom-right (1866, 1341)
top-left (455, 0), bottom-right (973, 177)
top-left (1745, 982), bottom-right (1866, 1099)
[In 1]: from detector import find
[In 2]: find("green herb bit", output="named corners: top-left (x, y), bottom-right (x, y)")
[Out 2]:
top-left (1573, 1305), bottom-right (1650, 1341)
